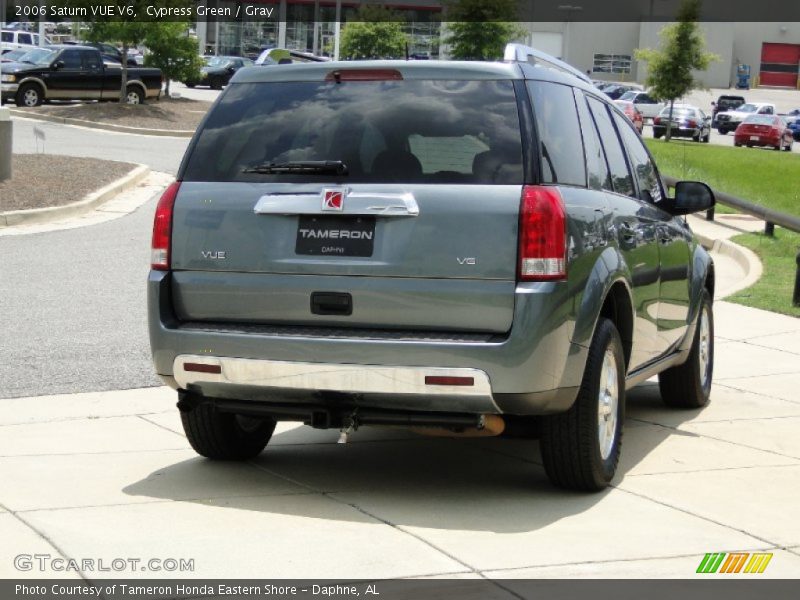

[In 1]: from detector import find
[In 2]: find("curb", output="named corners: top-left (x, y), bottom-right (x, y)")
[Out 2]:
top-left (9, 109), bottom-right (194, 138)
top-left (0, 164), bottom-right (151, 228)
top-left (694, 232), bottom-right (763, 299)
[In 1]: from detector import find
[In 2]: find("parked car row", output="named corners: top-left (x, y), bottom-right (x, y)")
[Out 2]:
top-left (180, 48), bottom-right (328, 89)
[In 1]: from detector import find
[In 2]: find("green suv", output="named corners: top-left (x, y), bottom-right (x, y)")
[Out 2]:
top-left (148, 44), bottom-right (716, 491)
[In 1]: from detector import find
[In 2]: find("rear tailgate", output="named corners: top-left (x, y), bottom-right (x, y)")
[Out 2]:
top-left (171, 75), bottom-right (525, 333)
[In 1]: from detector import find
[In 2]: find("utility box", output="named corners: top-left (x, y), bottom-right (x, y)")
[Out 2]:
top-left (0, 107), bottom-right (11, 182)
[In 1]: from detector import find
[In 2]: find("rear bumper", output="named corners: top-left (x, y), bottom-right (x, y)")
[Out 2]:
top-left (653, 126), bottom-right (701, 138)
top-left (149, 271), bottom-right (587, 416)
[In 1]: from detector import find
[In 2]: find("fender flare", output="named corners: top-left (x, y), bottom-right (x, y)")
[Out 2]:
top-left (16, 76), bottom-right (48, 98)
top-left (571, 247), bottom-right (634, 349)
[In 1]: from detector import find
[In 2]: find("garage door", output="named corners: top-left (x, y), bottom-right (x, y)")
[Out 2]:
top-left (760, 42), bottom-right (800, 87)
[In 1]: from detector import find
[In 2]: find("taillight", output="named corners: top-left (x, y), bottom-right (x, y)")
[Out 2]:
top-left (151, 181), bottom-right (180, 270)
top-left (687, 119), bottom-right (697, 128)
top-left (654, 117), bottom-right (661, 125)
top-left (518, 186), bottom-right (566, 281)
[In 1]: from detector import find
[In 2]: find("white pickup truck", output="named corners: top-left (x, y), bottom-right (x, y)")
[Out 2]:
top-left (715, 102), bottom-right (777, 134)
top-left (617, 90), bottom-right (665, 120)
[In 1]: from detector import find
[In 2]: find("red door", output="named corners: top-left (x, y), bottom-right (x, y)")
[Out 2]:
top-left (760, 43), bottom-right (800, 87)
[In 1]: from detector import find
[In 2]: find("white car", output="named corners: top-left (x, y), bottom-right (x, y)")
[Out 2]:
top-left (617, 90), bottom-right (665, 120)
top-left (716, 102), bottom-right (776, 134)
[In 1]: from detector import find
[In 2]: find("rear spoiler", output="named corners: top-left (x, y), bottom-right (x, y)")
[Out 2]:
top-left (504, 43), bottom-right (592, 85)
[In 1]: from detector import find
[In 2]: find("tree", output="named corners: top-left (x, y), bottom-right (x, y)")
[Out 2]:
top-left (78, 0), bottom-right (194, 102)
top-left (339, 6), bottom-right (408, 60)
top-left (144, 24), bottom-right (203, 97)
top-left (635, 0), bottom-right (718, 141)
top-left (444, 0), bottom-right (522, 60)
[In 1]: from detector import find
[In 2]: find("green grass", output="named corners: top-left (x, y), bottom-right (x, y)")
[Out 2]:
top-left (644, 139), bottom-right (800, 217)
top-left (728, 230), bottom-right (800, 318)
top-left (644, 139), bottom-right (800, 317)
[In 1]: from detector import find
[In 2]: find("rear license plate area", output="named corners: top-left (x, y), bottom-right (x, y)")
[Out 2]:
top-left (296, 215), bottom-right (376, 257)
top-left (750, 135), bottom-right (760, 141)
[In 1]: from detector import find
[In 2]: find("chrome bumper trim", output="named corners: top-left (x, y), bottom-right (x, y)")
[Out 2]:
top-left (173, 355), bottom-right (494, 399)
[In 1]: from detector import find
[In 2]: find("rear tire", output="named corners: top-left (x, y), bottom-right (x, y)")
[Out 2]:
top-left (659, 289), bottom-right (714, 409)
top-left (125, 85), bottom-right (145, 105)
top-left (654, 132), bottom-right (663, 139)
top-left (210, 77), bottom-right (224, 90)
top-left (717, 128), bottom-right (728, 135)
top-left (540, 318), bottom-right (625, 491)
top-left (180, 400), bottom-right (276, 460)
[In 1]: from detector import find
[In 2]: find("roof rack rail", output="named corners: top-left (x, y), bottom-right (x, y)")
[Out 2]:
top-left (504, 43), bottom-right (592, 84)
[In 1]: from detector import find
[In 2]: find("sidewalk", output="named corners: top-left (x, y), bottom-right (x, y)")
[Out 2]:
top-left (1, 226), bottom-right (799, 581)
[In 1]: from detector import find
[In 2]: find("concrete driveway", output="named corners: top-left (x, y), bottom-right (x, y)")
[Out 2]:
top-left (2, 298), bottom-right (799, 580)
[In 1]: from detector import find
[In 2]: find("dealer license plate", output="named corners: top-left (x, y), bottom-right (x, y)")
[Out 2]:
top-left (295, 215), bottom-right (376, 257)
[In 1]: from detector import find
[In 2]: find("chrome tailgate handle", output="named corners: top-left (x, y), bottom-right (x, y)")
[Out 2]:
top-left (254, 190), bottom-right (419, 217)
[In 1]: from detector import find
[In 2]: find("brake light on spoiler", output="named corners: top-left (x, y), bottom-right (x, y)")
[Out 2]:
top-left (518, 186), bottom-right (567, 281)
top-left (325, 69), bottom-right (403, 82)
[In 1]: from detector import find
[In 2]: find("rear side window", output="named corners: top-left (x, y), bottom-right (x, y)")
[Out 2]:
top-left (182, 80), bottom-right (523, 184)
top-left (613, 112), bottom-right (663, 204)
top-left (18, 33), bottom-right (32, 45)
top-left (1, 32), bottom-right (12, 43)
top-left (527, 81), bottom-right (586, 187)
top-left (574, 90), bottom-right (611, 191)
top-left (586, 96), bottom-right (635, 197)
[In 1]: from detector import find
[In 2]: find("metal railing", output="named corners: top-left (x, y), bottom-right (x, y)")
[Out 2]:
top-left (663, 175), bottom-right (800, 307)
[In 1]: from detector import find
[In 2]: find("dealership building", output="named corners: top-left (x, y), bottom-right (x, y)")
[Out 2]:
top-left (194, 1), bottom-right (800, 89)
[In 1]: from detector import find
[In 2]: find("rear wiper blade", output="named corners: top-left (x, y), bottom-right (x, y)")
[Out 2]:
top-left (242, 160), bottom-right (348, 175)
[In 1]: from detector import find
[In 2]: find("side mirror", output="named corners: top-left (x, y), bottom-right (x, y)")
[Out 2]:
top-left (664, 181), bottom-right (715, 216)
top-left (52, 60), bottom-right (64, 70)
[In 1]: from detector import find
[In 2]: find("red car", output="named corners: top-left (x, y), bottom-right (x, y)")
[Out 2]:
top-left (734, 115), bottom-right (794, 151)
top-left (614, 100), bottom-right (644, 134)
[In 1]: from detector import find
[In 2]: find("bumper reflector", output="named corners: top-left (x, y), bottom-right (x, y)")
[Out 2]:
top-left (425, 376), bottom-right (475, 386)
top-left (184, 363), bottom-right (222, 374)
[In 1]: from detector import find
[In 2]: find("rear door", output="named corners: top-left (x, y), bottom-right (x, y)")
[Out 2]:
top-left (583, 94), bottom-right (662, 369)
top-left (613, 111), bottom-right (690, 353)
top-left (172, 77), bottom-right (525, 333)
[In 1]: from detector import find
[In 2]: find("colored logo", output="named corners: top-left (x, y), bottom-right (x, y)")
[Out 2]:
top-left (696, 552), bottom-right (773, 574)
top-left (322, 190), bottom-right (344, 211)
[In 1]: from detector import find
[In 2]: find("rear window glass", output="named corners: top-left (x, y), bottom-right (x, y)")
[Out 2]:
top-left (744, 115), bottom-right (776, 126)
top-left (659, 107), bottom-right (696, 118)
top-left (718, 98), bottom-right (743, 109)
top-left (182, 80), bottom-right (523, 184)
top-left (527, 81), bottom-right (586, 187)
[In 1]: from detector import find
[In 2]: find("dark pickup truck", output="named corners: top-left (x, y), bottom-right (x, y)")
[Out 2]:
top-left (1, 45), bottom-right (162, 107)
